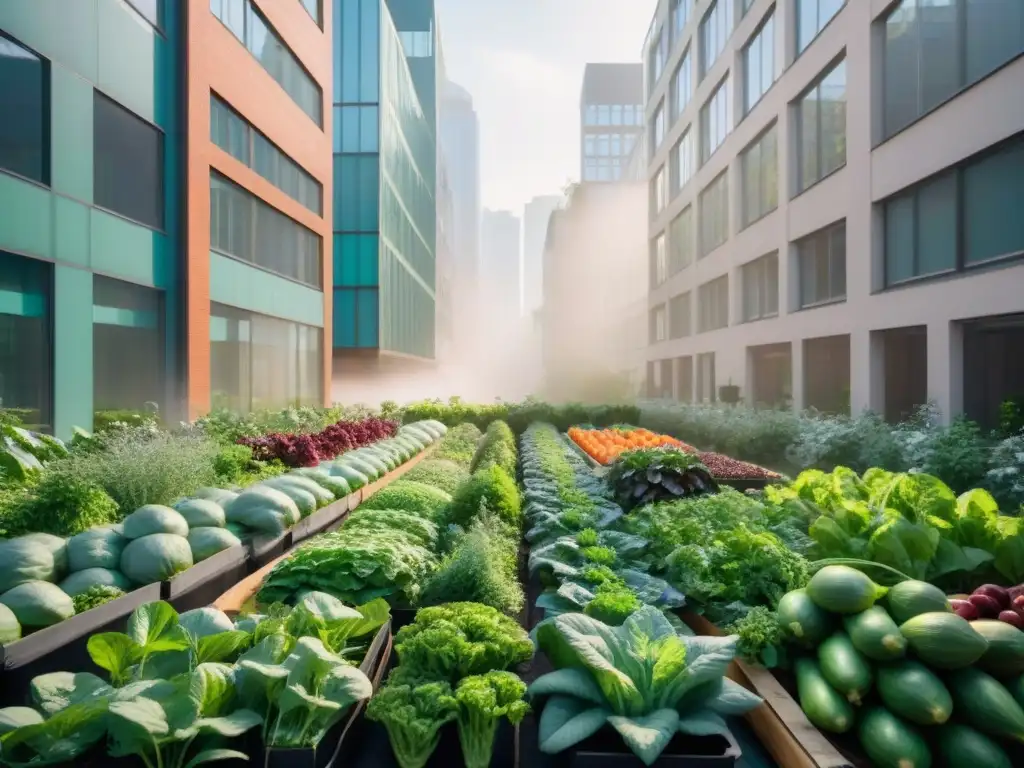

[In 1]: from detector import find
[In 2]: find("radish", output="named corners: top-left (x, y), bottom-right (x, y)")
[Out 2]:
top-left (998, 610), bottom-right (1024, 629)
top-left (972, 584), bottom-right (1010, 608)
top-left (969, 593), bottom-right (1002, 618)
top-left (950, 599), bottom-right (979, 620)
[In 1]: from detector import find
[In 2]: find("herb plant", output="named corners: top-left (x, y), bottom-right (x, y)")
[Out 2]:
top-left (454, 671), bottom-right (529, 768)
top-left (365, 676), bottom-right (458, 768)
top-left (72, 585), bottom-right (125, 614)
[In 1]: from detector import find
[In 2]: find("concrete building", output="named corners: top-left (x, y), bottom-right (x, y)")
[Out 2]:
top-left (0, 0), bottom-right (333, 435)
top-left (480, 209), bottom-right (522, 325)
top-left (581, 63), bottom-right (645, 182)
top-left (331, 0), bottom-right (437, 380)
top-left (643, 0), bottom-right (1024, 427)
top-left (522, 195), bottom-right (562, 316)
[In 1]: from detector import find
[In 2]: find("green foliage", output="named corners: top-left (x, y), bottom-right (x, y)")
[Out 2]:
top-left (0, 473), bottom-right (120, 538)
top-left (402, 459), bottom-right (471, 495)
top-left (195, 405), bottom-right (351, 445)
top-left (454, 671), bottom-right (529, 768)
top-left (432, 422), bottom-right (483, 467)
top-left (582, 582), bottom-right (641, 626)
top-left (984, 432), bottom-right (1024, 512)
top-left (399, 397), bottom-right (640, 436)
top-left (365, 677), bottom-right (458, 768)
top-left (448, 465), bottom-right (522, 529)
top-left (359, 480), bottom-right (453, 522)
top-left (999, 398), bottom-right (1024, 437)
top-left (471, 421), bottom-right (518, 478)
top-left (913, 417), bottom-right (989, 494)
top-left (725, 606), bottom-right (786, 668)
top-left (92, 408), bottom-right (161, 433)
top-left (211, 443), bottom-right (287, 487)
top-left (71, 585), bottom-right (126, 614)
top-left (606, 447), bottom-right (717, 510)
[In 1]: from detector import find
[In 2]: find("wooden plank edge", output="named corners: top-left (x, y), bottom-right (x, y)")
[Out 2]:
top-left (681, 612), bottom-right (853, 768)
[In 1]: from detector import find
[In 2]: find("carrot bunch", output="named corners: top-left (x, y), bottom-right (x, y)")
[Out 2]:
top-left (568, 427), bottom-right (695, 466)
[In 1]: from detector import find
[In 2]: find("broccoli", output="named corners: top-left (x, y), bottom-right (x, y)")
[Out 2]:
top-left (454, 672), bottom-right (530, 768)
top-left (366, 676), bottom-right (458, 768)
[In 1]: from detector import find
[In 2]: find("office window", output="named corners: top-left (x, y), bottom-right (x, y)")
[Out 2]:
top-left (585, 104), bottom-right (597, 125)
top-left (740, 123), bottom-right (778, 226)
top-left (883, 0), bottom-right (1024, 139)
top-left (796, 57), bottom-right (846, 193)
top-left (698, 275), bottom-right (729, 332)
top-left (334, 233), bottom-right (379, 287)
top-left (670, 128), bottom-right (694, 195)
top-left (211, 0), bottom-right (323, 126)
top-left (672, 0), bottom-right (692, 40)
top-left (650, 304), bottom-right (667, 343)
top-left (798, 220), bottom-right (846, 307)
top-left (299, 0), bottom-right (320, 25)
top-left (651, 234), bottom-right (668, 287)
top-left (93, 276), bottom-right (163, 413)
top-left (700, 76), bottom-right (732, 163)
top-left (623, 104), bottom-right (635, 125)
top-left (699, 171), bottom-right (729, 257)
top-left (335, 104), bottom-right (379, 154)
top-left (671, 50), bottom-right (692, 121)
top-left (597, 105), bottom-right (610, 125)
top-left (212, 95), bottom-right (323, 215)
top-left (611, 104), bottom-right (623, 125)
top-left (651, 165), bottom-right (667, 214)
top-left (0, 34), bottom-right (49, 186)
top-left (210, 172), bottom-right (323, 288)
top-left (884, 136), bottom-right (1024, 284)
top-left (797, 0), bottom-right (844, 54)
top-left (649, 28), bottom-right (668, 91)
top-left (93, 92), bottom-right (163, 230)
top-left (0, 251), bottom-right (51, 430)
top-left (668, 206), bottom-right (693, 274)
top-left (742, 252), bottom-right (779, 321)
top-left (669, 291), bottom-right (692, 338)
top-left (651, 102), bottom-right (666, 153)
top-left (334, 153), bottom-right (379, 231)
top-left (743, 11), bottom-right (776, 113)
top-left (700, 0), bottom-right (734, 78)
top-left (333, 287), bottom-right (378, 348)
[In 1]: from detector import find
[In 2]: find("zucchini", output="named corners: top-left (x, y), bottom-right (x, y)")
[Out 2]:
top-left (899, 612), bottom-right (989, 669)
top-left (857, 707), bottom-right (932, 768)
top-left (886, 580), bottom-right (950, 624)
top-left (971, 620), bottom-right (1024, 677)
top-left (807, 565), bottom-right (888, 614)
top-left (794, 658), bottom-right (854, 733)
top-left (947, 667), bottom-right (1024, 743)
top-left (777, 588), bottom-right (834, 646)
top-left (876, 660), bottom-right (953, 725)
top-left (818, 632), bottom-right (873, 705)
top-left (936, 724), bottom-right (1012, 768)
top-left (844, 606), bottom-right (907, 661)
top-left (1010, 674), bottom-right (1024, 709)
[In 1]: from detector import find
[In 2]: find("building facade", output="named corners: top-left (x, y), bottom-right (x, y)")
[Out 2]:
top-left (580, 63), bottom-right (645, 182)
top-left (644, 0), bottom-right (1024, 426)
top-left (331, 0), bottom-right (437, 370)
top-left (0, 0), bottom-right (332, 436)
top-left (522, 195), bottom-right (561, 316)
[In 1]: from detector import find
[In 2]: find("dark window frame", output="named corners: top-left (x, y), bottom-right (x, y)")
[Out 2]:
top-left (797, 220), bottom-right (847, 309)
top-left (0, 30), bottom-right (52, 188)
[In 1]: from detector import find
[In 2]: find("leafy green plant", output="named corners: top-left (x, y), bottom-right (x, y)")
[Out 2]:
top-left (0, 473), bottom-right (120, 538)
top-left (529, 606), bottom-right (762, 765)
top-left (984, 431), bottom-right (1024, 512)
top-left (454, 671), bottom-right (529, 768)
top-left (448, 465), bottom-right (522, 529)
top-left (583, 582), bottom-right (642, 626)
top-left (359, 480), bottom-right (453, 522)
top-left (432, 422), bottom-right (483, 467)
top-left (471, 421), bottom-right (518, 478)
top-left (403, 458), bottom-right (471, 495)
top-left (724, 606), bottom-right (786, 668)
top-left (72, 585), bottom-right (125, 614)
top-left (528, 530), bottom-right (647, 580)
top-left (606, 448), bottom-right (718, 510)
top-left (365, 675), bottom-right (458, 768)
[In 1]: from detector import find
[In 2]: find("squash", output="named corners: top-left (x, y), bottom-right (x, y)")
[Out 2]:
top-left (806, 566), bottom-right (888, 614)
top-left (947, 667), bottom-right (1024, 742)
top-left (817, 632), bottom-right (872, 705)
top-left (777, 588), bottom-right (833, 646)
top-left (327, 463), bottom-right (368, 490)
top-left (936, 724), bottom-right (1012, 768)
top-left (899, 612), bottom-right (989, 669)
top-left (857, 707), bottom-right (932, 768)
top-left (795, 658), bottom-right (854, 733)
top-left (886, 580), bottom-right (950, 624)
top-left (844, 606), bottom-right (907, 661)
top-left (876, 660), bottom-right (953, 725)
top-left (970, 620), bottom-right (1024, 677)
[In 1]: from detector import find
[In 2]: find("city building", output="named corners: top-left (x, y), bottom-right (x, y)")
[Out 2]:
top-left (580, 62), bottom-right (645, 182)
top-left (522, 195), bottom-right (561, 316)
top-left (331, 0), bottom-right (438, 382)
top-left (480, 209), bottom-right (522, 325)
top-left (435, 149), bottom-right (455, 362)
top-left (643, 0), bottom-right (1024, 427)
top-left (0, 0), bottom-right (333, 436)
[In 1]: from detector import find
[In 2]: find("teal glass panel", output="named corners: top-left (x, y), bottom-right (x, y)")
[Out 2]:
top-left (333, 287), bottom-right (356, 345)
top-left (360, 0), bottom-right (380, 102)
top-left (964, 140), bottom-right (1024, 265)
top-left (335, 154), bottom-right (379, 232)
top-left (361, 105), bottom-right (379, 151)
top-left (339, 0), bottom-right (359, 102)
top-left (0, 250), bottom-right (51, 428)
top-left (334, 234), bottom-right (378, 287)
top-left (358, 155), bottom-right (379, 231)
top-left (356, 288), bottom-right (378, 347)
top-left (359, 234), bottom-right (378, 284)
top-left (335, 105), bottom-right (379, 152)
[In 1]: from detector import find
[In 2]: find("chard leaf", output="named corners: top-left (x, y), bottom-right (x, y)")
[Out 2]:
top-left (108, 697), bottom-right (169, 758)
top-left (190, 663), bottom-right (236, 718)
top-left (529, 669), bottom-right (605, 705)
top-left (2, 700), bottom-right (107, 765)
top-left (608, 709), bottom-right (679, 767)
top-left (184, 748), bottom-right (252, 768)
top-left (86, 633), bottom-right (139, 686)
top-left (127, 601), bottom-right (189, 655)
top-left (676, 711), bottom-right (730, 736)
top-left (29, 672), bottom-right (112, 716)
top-left (537, 695), bottom-right (609, 755)
top-left (197, 630), bottom-right (251, 664)
top-left (176, 709), bottom-right (263, 740)
top-left (279, 683), bottom-right (343, 717)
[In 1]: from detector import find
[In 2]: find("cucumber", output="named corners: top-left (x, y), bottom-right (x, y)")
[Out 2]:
top-left (777, 589), bottom-right (834, 646)
top-left (844, 606), bottom-right (907, 661)
top-left (947, 667), bottom-right (1024, 742)
top-left (971, 620), bottom-right (1024, 677)
top-left (817, 632), bottom-right (873, 705)
top-left (806, 566), bottom-right (888, 614)
top-left (1011, 674), bottom-right (1024, 709)
top-left (876, 660), bottom-right (953, 725)
top-left (886, 580), bottom-right (950, 624)
top-left (899, 612), bottom-right (989, 669)
top-left (795, 658), bottom-right (854, 733)
top-left (857, 707), bottom-right (932, 768)
top-left (936, 724), bottom-right (1012, 768)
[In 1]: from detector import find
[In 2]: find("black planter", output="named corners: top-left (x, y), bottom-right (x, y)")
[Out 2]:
top-left (717, 386), bottom-right (741, 405)
top-left (165, 544), bottom-right (249, 611)
top-left (389, 606), bottom-right (418, 632)
top-left (713, 476), bottom-right (777, 492)
top-left (263, 621), bottom-right (392, 768)
top-left (567, 729), bottom-right (741, 768)
top-left (247, 530), bottom-right (293, 569)
top-left (349, 716), bottom-right (518, 768)
top-left (291, 493), bottom-right (358, 544)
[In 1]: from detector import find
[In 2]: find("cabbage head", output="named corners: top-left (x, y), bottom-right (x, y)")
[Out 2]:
top-left (59, 567), bottom-right (132, 597)
top-left (0, 540), bottom-right (57, 593)
top-left (179, 607), bottom-right (234, 638)
top-left (0, 581), bottom-right (74, 627)
top-left (174, 498), bottom-right (226, 529)
top-left (17, 534), bottom-right (68, 578)
top-left (120, 533), bottom-right (193, 584)
top-left (122, 505), bottom-right (189, 539)
top-left (0, 603), bottom-right (21, 644)
top-left (66, 527), bottom-right (126, 572)
top-left (187, 527), bottom-right (241, 562)
top-left (225, 487), bottom-right (300, 534)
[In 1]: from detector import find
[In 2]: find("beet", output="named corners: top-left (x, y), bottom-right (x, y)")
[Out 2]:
top-left (950, 599), bottom-right (979, 620)
top-left (969, 593), bottom-right (1002, 618)
top-left (998, 610), bottom-right (1024, 629)
top-left (973, 584), bottom-right (1011, 608)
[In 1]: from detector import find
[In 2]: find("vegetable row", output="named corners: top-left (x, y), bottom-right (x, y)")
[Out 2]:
top-left (0, 421), bottom-right (447, 645)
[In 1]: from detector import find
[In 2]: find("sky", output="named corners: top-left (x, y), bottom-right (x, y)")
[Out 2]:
top-left (435, 0), bottom-right (657, 215)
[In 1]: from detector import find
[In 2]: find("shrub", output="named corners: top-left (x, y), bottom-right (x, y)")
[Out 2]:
top-left (403, 459), bottom-right (471, 495)
top-left (0, 473), bottom-right (120, 538)
top-left (433, 423), bottom-right (483, 467)
top-left (212, 443), bottom-right (287, 487)
top-left (471, 421), bottom-right (517, 477)
top-left (360, 480), bottom-right (453, 522)
top-left (985, 432), bottom-right (1024, 512)
top-left (448, 466), bottom-right (521, 529)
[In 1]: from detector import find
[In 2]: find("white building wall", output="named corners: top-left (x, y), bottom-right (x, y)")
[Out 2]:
top-left (644, 0), bottom-right (1024, 422)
